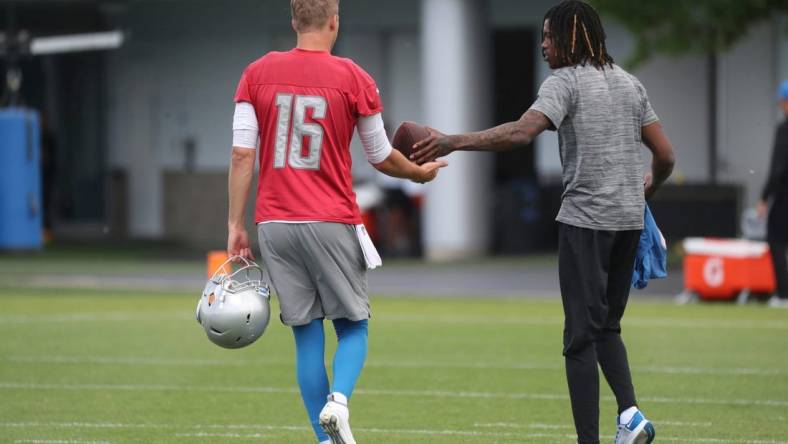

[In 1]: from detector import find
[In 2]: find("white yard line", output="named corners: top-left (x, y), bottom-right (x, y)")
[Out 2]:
top-left (657, 420), bottom-right (715, 427)
top-left (377, 314), bottom-right (788, 330)
top-left (0, 313), bottom-right (189, 323)
top-left (658, 439), bottom-right (788, 444)
top-left (5, 355), bottom-right (285, 368)
top-left (3, 422), bottom-right (787, 444)
top-left (473, 422), bottom-right (574, 430)
top-left (5, 423), bottom-right (154, 429)
top-left (632, 365), bottom-right (785, 376)
top-left (175, 432), bottom-right (269, 439)
top-left (7, 355), bottom-right (786, 377)
top-left (1, 381), bottom-right (786, 407)
top-left (14, 441), bottom-right (111, 444)
top-left (358, 428), bottom-right (553, 438)
top-left (1, 312), bottom-right (787, 329)
top-left (473, 420), bottom-right (714, 428)
top-left (0, 382), bottom-right (299, 395)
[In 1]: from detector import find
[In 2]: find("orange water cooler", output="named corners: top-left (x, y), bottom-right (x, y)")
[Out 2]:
top-left (680, 238), bottom-right (776, 303)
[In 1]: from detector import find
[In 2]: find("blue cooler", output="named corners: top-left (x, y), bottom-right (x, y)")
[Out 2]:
top-left (0, 108), bottom-right (42, 250)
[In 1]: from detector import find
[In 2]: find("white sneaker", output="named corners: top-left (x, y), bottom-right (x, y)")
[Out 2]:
top-left (768, 296), bottom-right (788, 308)
top-left (319, 395), bottom-right (356, 444)
top-left (614, 410), bottom-right (655, 444)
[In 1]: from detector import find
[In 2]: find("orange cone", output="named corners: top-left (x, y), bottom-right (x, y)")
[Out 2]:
top-left (207, 250), bottom-right (231, 278)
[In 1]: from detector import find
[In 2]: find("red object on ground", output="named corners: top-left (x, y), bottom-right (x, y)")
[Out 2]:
top-left (682, 238), bottom-right (776, 300)
top-left (360, 211), bottom-right (378, 244)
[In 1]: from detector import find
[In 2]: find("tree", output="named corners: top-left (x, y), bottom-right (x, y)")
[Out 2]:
top-left (592, 0), bottom-right (788, 68)
top-left (591, 0), bottom-right (788, 184)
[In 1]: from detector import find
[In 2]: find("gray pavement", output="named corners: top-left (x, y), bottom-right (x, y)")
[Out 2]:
top-left (8, 257), bottom-right (684, 299)
top-left (370, 261), bottom-right (682, 298)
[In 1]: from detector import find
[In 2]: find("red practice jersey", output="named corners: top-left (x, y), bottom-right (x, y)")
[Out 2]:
top-left (234, 48), bottom-right (383, 224)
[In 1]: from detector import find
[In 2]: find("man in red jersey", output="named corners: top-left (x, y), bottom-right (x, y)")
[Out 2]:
top-left (227, 1), bottom-right (446, 443)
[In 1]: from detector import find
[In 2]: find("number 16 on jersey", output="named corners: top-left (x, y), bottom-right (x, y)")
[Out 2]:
top-left (274, 94), bottom-right (327, 170)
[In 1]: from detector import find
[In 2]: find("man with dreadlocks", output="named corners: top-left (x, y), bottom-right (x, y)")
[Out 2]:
top-left (411, 1), bottom-right (675, 443)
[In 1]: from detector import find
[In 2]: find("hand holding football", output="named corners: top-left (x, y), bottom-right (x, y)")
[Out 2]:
top-left (391, 121), bottom-right (431, 159)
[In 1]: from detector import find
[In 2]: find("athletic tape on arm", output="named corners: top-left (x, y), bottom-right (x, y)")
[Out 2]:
top-left (233, 102), bottom-right (259, 149)
top-left (357, 113), bottom-right (393, 165)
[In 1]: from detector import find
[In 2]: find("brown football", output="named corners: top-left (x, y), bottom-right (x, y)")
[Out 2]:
top-left (391, 121), bottom-right (430, 159)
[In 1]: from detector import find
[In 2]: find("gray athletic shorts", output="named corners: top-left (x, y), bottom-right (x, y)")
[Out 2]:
top-left (257, 222), bottom-right (370, 326)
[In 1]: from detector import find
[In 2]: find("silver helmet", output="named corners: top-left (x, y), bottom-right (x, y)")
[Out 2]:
top-left (196, 256), bottom-right (271, 349)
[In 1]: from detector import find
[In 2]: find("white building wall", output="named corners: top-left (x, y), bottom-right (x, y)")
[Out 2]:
top-left (718, 22), bottom-right (778, 208)
top-left (489, 0), bottom-right (711, 185)
top-left (105, 1), bottom-right (283, 236)
top-left (103, 0), bottom-right (788, 241)
top-left (337, 32), bottom-right (387, 184)
top-left (104, 0), bottom-right (420, 238)
top-left (376, 33), bottom-right (426, 195)
top-left (634, 54), bottom-right (710, 184)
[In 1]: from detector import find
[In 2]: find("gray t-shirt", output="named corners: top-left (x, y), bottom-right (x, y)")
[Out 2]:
top-left (530, 63), bottom-right (658, 231)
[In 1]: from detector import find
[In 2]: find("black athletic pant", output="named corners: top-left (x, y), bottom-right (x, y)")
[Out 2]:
top-left (558, 223), bottom-right (641, 444)
top-left (769, 241), bottom-right (788, 299)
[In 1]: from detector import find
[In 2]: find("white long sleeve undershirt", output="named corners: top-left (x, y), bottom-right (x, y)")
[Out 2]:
top-left (355, 112), bottom-right (393, 164)
top-left (232, 102), bottom-right (259, 149)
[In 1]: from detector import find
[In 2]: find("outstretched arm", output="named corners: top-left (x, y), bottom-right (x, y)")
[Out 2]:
top-left (641, 122), bottom-right (676, 199)
top-left (409, 109), bottom-right (552, 165)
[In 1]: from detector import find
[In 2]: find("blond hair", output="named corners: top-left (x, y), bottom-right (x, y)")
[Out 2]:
top-left (291, 0), bottom-right (339, 32)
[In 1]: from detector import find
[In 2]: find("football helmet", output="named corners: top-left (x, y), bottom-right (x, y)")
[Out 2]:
top-left (196, 256), bottom-right (271, 349)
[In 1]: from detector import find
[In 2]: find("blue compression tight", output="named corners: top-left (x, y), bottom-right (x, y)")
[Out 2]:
top-left (291, 318), bottom-right (369, 443)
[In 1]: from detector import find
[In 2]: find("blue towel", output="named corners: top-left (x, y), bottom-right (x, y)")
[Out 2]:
top-left (632, 205), bottom-right (668, 289)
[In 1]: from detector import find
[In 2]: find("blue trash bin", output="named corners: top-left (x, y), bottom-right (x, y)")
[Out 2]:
top-left (0, 108), bottom-right (42, 250)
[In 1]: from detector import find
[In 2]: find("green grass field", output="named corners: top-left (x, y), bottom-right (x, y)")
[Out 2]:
top-left (1, 285), bottom-right (787, 444)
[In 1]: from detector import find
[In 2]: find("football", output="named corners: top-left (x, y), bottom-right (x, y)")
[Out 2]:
top-left (391, 121), bottom-right (431, 159)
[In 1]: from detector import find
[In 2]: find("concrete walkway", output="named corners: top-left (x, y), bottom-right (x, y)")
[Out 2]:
top-left (7, 257), bottom-right (684, 299)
